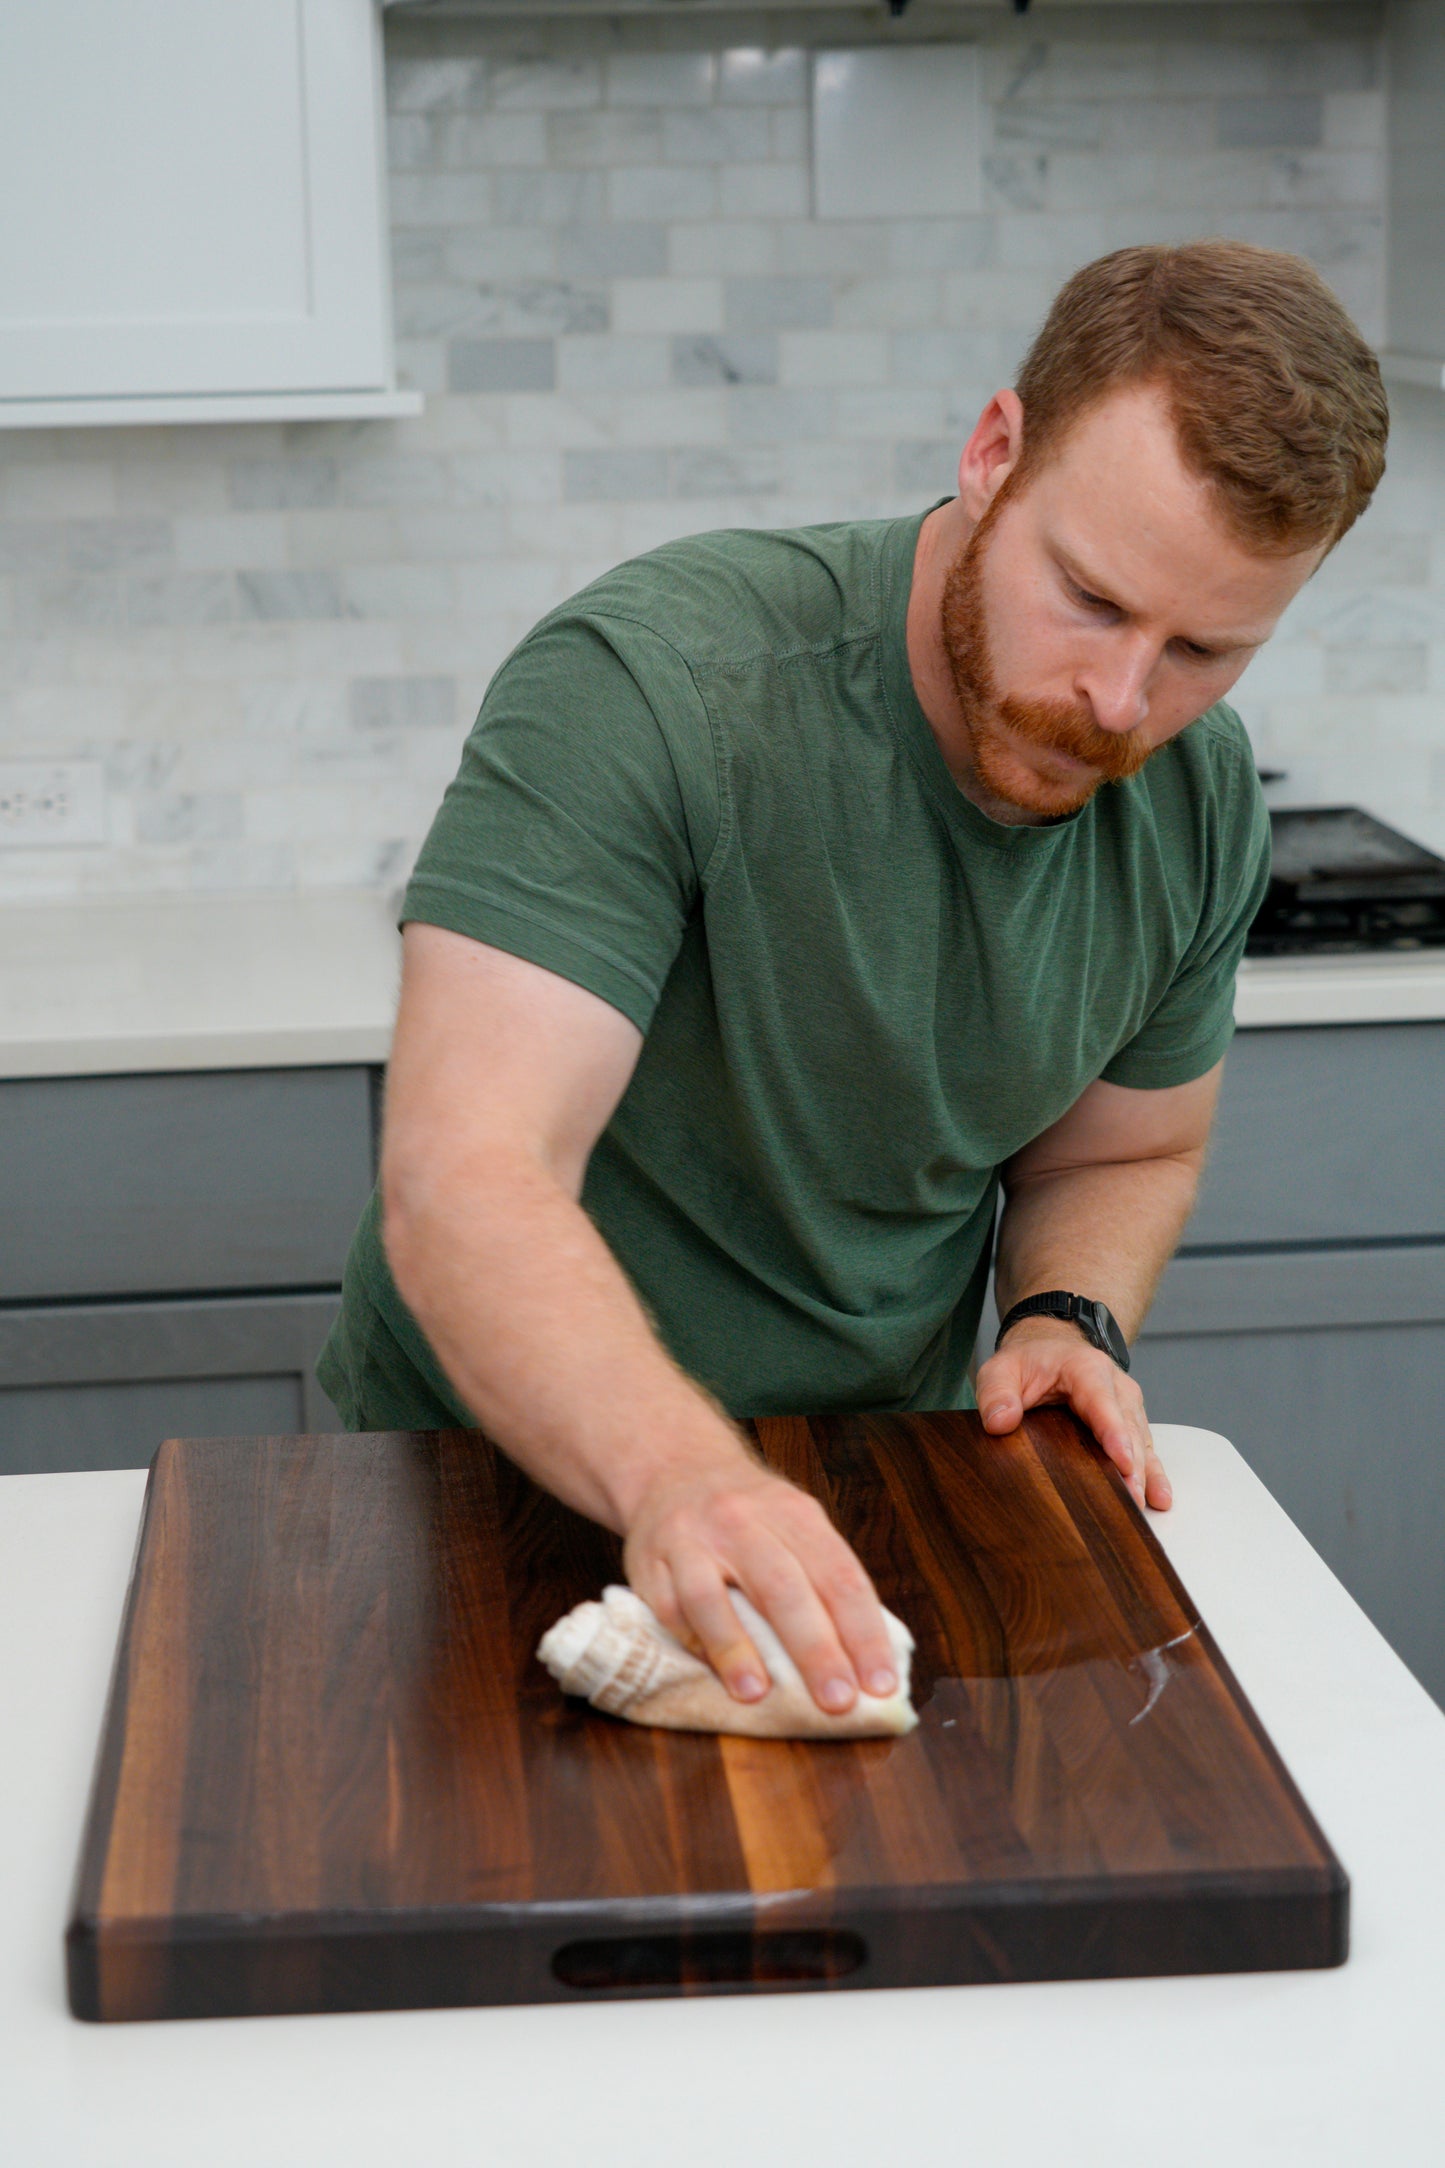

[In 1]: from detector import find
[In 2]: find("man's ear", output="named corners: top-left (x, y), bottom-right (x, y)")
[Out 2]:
top-left (957, 389), bottom-right (1025, 522)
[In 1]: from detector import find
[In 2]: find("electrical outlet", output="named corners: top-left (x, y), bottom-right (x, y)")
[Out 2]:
top-left (0, 761), bottom-right (108, 847)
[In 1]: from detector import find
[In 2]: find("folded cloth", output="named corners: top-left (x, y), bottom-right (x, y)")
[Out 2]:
top-left (537, 1583), bottom-right (917, 1739)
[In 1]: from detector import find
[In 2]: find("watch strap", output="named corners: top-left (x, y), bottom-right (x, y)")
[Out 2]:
top-left (994, 1291), bottom-right (1131, 1373)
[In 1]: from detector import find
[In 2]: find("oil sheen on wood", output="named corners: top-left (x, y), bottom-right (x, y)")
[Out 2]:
top-left (67, 1413), bottom-right (1347, 2021)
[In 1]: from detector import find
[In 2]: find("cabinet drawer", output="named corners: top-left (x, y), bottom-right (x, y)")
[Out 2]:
top-left (0, 1068), bottom-right (374, 1301)
top-left (0, 1290), bottom-right (344, 1474)
top-left (1187, 1022), bottom-right (1445, 1249)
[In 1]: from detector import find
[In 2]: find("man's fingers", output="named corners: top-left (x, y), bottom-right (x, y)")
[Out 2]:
top-left (1066, 1367), bottom-right (1153, 1510)
top-left (1142, 1431), bottom-right (1173, 1511)
top-left (626, 1467), bottom-right (896, 1715)
top-left (976, 1350), bottom-right (1024, 1433)
top-left (670, 1559), bottom-right (770, 1702)
top-left (734, 1534), bottom-right (868, 1715)
top-left (765, 1494), bottom-right (898, 1700)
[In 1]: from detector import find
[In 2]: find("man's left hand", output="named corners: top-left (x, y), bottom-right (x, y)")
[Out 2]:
top-left (975, 1317), bottom-right (1171, 1512)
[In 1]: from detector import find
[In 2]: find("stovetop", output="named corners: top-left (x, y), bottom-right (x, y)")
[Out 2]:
top-left (1247, 806), bottom-right (1445, 957)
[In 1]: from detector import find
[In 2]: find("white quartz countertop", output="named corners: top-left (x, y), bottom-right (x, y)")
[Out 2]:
top-left (2, 1425), bottom-right (1442, 2167)
top-left (3, 891), bottom-right (1445, 1080)
top-left (0, 889), bottom-right (402, 1079)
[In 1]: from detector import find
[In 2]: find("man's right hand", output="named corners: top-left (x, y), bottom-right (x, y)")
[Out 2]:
top-left (621, 1448), bottom-right (900, 1713)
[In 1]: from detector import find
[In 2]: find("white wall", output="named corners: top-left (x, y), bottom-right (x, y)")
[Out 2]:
top-left (4, 0), bottom-right (1435, 902)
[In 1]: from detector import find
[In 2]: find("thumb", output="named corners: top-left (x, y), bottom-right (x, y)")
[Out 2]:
top-left (976, 1350), bottom-right (1025, 1433)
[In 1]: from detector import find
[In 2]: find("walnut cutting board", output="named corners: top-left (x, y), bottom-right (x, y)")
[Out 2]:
top-left (67, 1412), bottom-right (1346, 2021)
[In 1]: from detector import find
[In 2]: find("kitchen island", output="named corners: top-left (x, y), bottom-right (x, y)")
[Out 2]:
top-left (1, 1424), bottom-right (1441, 2167)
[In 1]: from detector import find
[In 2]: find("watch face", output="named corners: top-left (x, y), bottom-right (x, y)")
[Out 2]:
top-left (1086, 1301), bottom-right (1131, 1371)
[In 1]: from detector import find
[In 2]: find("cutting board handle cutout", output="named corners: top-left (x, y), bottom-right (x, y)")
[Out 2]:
top-left (551, 1928), bottom-right (868, 1993)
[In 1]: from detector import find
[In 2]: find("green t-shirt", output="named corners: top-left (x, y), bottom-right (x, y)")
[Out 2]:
top-left (318, 508), bottom-right (1269, 1430)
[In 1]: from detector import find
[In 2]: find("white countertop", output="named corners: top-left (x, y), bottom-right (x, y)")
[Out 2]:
top-left (2, 1425), bottom-right (1443, 2168)
top-left (3, 891), bottom-right (1445, 1080)
top-left (0, 890), bottom-right (401, 1079)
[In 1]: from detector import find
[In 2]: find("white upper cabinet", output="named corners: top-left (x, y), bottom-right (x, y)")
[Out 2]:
top-left (0, 0), bottom-right (420, 426)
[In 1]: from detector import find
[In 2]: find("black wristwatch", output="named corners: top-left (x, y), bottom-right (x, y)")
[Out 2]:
top-left (994, 1291), bottom-right (1131, 1373)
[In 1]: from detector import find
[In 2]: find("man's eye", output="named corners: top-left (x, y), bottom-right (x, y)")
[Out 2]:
top-left (1072, 583), bottom-right (1114, 612)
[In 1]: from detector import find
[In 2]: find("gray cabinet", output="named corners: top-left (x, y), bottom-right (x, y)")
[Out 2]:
top-left (0, 1067), bottom-right (376, 1475)
top-left (1135, 1245), bottom-right (1445, 1705)
top-left (1134, 1023), bottom-right (1445, 1708)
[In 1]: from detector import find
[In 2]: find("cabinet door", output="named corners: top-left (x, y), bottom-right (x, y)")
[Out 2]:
top-left (0, 1293), bottom-right (344, 1475)
top-left (1185, 1023), bottom-right (1445, 1249)
top-left (0, 0), bottom-right (394, 405)
top-left (0, 1067), bottom-right (375, 1302)
top-left (1135, 1246), bottom-right (1445, 1711)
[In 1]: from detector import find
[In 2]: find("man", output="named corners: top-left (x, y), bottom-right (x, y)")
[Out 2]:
top-left (319, 241), bottom-right (1388, 1722)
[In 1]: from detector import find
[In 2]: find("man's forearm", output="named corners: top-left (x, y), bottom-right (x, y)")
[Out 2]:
top-left (993, 1148), bottom-right (1204, 1341)
top-left (383, 1140), bottom-right (754, 1534)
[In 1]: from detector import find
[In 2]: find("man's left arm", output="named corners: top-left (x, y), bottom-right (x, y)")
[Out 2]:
top-left (976, 1060), bottom-right (1225, 1512)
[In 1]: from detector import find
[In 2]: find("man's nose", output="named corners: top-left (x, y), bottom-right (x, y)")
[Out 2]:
top-left (1079, 637), bottom-right (1154, 735)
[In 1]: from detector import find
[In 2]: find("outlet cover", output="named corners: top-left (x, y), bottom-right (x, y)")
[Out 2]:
top-left (0, 761), bottom-right (108, 847)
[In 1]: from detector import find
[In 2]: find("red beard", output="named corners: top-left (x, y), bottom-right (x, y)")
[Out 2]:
top-left (940, 500), bottom-right (1156, 818)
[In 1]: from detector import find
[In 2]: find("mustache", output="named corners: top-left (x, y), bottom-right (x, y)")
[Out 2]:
top-left (993, 692), bottom-right (1154, 782)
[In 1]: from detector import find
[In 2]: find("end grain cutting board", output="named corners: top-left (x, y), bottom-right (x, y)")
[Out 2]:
top-left (67, 1411), bottom-right (1346, 2021)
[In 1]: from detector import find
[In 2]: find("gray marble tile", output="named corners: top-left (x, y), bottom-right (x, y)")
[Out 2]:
top-left (983, 153), bottom-right (1049, 214)
top-left (388, 57), bottom-right (489, 115)
top-left (237, 572), bottom-right (346, 622)
top-left (671, 446), bottom-right (780, 497)
top-left (13, 575), bottom-right (125, 632)
top-left (126, 574), bottom-right (237, 628)
top-left (663, 107), bottom-right (771, 166)
top-left (564, 449), bottom-right (670, 501)
top-left (136, 791), bottom-right (243, 845)
top-left (339, 457), bottom-right (452, 508)
top-left (351, 677), bottom-right (457, 733)
top-left (1324, 645), bottom-right (1429, 697)
top-left (65, 519), bottom-right (173, 574)
top-left (494, 170), bottom-right (609, 225)
top-left (230, 460), bottom-right (339, 511)
top-left (719, 49), bottom-right (805, 107)
top-left (1218, 95), bottom-right (1324, 151)
top-left (671, 334), bottom-right (778, 387)
top-left (341, 566), bottom-right (455, 621)
top-left (548, 110), bottom-right (664, 167)
top-left (725, 276), bottom-right (832, 331)
top-left (490, 58), bottom-right (603, 112)
top-left (608, 165), bottom-right (716, 222)
top-left (449, 338), bottom-right (558, 393)
top-left (993, 101), bottom-right (1103, 152)
top-left (1266, 37), bottom-right (1379, 98)
top-left (0, 521), bottom-right (74, 575)
top-left (895, 440), bottom-right (964, 496)
top-left (558, 223), bottom-right (667, 279)
top-left (727, 388), bottom-right (834, 443)
top-left (608, 52), bottom-right (716, 109)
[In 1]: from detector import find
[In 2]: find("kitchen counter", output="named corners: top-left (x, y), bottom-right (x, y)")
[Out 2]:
top-left (1, 1424), bottom-right (1442, 2167)
top-left (0, 889), bottom-right (401, 1079)
top-left (4, 890), bottom-right (1445, 1079)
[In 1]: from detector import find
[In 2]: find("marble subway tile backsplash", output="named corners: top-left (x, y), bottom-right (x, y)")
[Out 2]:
top-left (0, 2), bottom-right (1438, 901)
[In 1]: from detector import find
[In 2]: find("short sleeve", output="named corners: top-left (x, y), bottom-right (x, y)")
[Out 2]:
top-left (401, 613), bottom-right (720, 1035)
top-left (1100, 735), bottom-right (1271, 1091)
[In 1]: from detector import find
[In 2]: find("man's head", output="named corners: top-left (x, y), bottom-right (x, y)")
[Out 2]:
top-left (939, 241), bottom-right (1389, 822)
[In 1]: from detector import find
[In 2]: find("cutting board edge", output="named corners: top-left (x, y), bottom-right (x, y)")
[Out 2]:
top-left (65, 1443), bottom-right (170, 1942)
top-left (66, 1862), bottom-right (1348, 2023)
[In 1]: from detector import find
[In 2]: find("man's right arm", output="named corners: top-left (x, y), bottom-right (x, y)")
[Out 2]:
top-left (380, 921), bottom-right (899, 1716)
